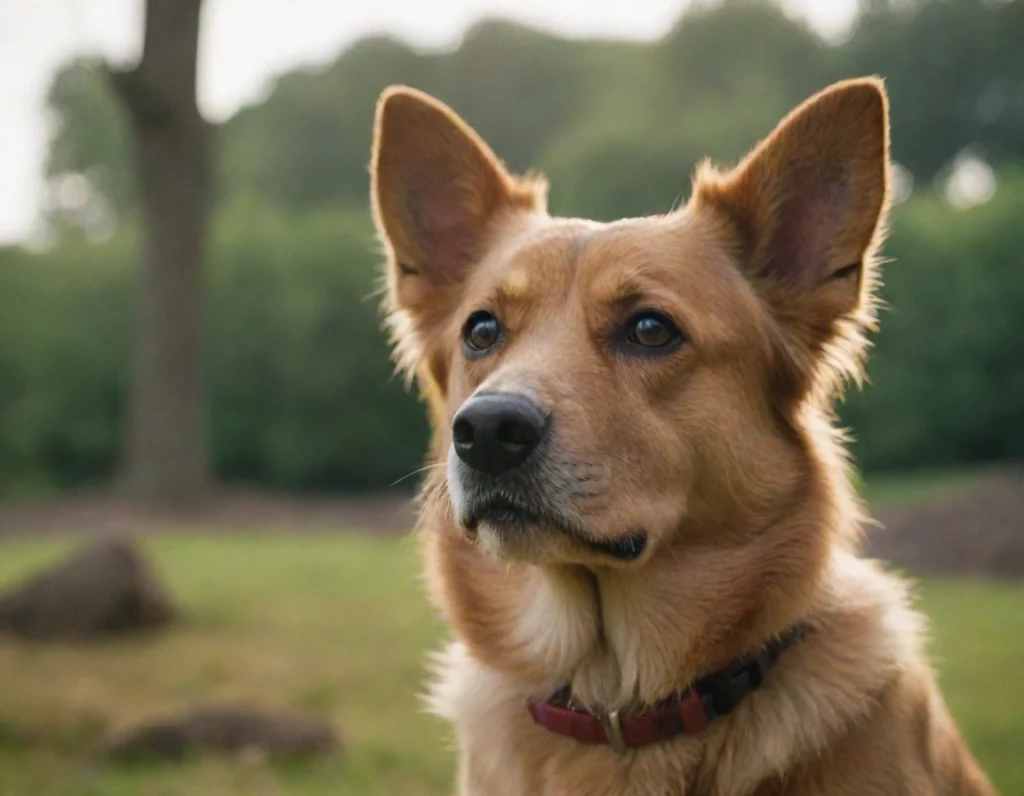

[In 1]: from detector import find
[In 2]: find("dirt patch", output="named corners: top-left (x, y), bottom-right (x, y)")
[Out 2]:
top-left (867, 470), bottom-right (1024, 578)
top-left (0, 487), bottom-right (417, 539)
top-left (1, 473), bottom-right (1022, 578)
top-left (102, 704), bottom-right (340, 762)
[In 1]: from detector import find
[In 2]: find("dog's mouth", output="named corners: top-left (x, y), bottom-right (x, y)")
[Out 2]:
top-left (465, 496), bottom-right (648, 563)
top-left (466, 496), bottom-right (541, 532)
top-left (585, 531), bottom-right (647, 562)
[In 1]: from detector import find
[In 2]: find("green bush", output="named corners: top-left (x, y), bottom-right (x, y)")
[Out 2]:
top-left (0, 179), bottom-right (1021, 497)
top-left (843, 171), bottom-right (1024, 472)
top-left (0, 205), bottom-right (427, 496)
top-left (0, 238), bottom-right (132, 494)
top-left (204, 204), bottom-right (427, 491)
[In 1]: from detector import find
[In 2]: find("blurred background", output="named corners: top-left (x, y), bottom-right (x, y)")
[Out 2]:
top-left (0, 0), bottom-right (1021, 794)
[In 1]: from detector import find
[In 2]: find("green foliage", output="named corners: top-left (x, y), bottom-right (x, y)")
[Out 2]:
top-left (0, 206), bottom-right (426, 495)
top-left (43, 0), bottom-right (1024, 235)
top-left (1, 179), bottom-right (1022, 495)
top-left (844, 0), bottom-right (1024, 180)
top-left (44, 59), bottom-right (134, 231)
top-left (0, 239), bottom-right (132, 493)
top-left (204, 205), bottom-right (427, 490)
top-left (844, 172), bottom-right (1024, 471)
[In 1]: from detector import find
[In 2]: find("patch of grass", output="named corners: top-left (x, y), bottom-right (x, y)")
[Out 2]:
top-left (918, 579), bottom-right (1024, 794)
top-left (0, 534), bottom-right (451, 796)
top-left (0, 533), bottom-right (1020, 794)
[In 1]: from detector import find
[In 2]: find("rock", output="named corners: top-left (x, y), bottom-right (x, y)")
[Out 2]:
top-left (0, 536), bottom-right (175, 640)
top-left (103, 704), bottom-right (340, 761)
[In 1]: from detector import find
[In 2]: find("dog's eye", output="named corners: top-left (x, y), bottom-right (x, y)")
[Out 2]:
top-left (624, 311), bottom-right (682, 350)
top-left (463, 311), bottom-right (502, 354)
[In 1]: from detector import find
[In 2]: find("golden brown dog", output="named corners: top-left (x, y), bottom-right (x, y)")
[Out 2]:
top-left (370, 78), bottom-right (996, 795)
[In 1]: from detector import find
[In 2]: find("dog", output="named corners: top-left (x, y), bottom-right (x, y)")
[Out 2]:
top-left (370, 78), bottom-right (996, 795)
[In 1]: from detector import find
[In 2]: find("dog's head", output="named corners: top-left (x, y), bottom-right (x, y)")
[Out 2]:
top-left (371, 80), bottom-right (889, 567)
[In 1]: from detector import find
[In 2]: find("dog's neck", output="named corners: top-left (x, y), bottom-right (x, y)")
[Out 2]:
top-left (522, 507), bottom-right (832, 711)
top-left (423, 461), bottom-right (850, 712)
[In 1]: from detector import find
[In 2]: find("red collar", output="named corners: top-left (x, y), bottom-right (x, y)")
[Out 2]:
top-left (527, 625), bottom-right (803, 753)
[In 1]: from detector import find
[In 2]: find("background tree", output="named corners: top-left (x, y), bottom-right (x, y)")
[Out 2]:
top-left (108, 0), bottom-right (211, 505)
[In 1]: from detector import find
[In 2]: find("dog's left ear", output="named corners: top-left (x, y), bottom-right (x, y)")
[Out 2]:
top-left (371, 86), bottom-right (545, 402)
top-left (371, 86), bottom-right (545, 315)
top-left (693, 78), bottom-right (890, 330)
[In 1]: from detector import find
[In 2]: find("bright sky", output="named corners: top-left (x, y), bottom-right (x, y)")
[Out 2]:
top-left (0, 0), bottom-right (857, 244)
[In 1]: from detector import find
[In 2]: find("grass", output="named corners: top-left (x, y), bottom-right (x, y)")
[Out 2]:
top-left (0, 531), bottom-right (1021, 794)
top-left (0, 535), bottom-right (450, 796)
top-left (917, 579), bottom-right (1024, 793)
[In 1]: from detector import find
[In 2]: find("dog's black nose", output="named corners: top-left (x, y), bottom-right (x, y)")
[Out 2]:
top-left (451, 393), bottom-right (550, 474)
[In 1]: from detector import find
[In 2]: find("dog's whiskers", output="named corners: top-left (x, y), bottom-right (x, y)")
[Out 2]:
top-left (390, 462), bottom-right (446, 488)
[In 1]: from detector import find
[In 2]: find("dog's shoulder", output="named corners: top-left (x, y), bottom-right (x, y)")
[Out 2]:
top-left (699, 551), bottom-right (924, 794)
top-left (715, 553), bottom-right (993, 796)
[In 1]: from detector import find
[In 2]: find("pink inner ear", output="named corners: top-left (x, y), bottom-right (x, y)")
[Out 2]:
top-left (764, 168), bottom-right (851, 288)
top-left (408, 189), bottom-right (482, 285)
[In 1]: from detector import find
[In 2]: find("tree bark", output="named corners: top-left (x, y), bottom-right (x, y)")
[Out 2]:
top-left (110, 0), bottom-right (211, 506)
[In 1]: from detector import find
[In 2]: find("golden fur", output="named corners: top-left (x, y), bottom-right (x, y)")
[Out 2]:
top-left (370, 79), bottom-right (996, 795)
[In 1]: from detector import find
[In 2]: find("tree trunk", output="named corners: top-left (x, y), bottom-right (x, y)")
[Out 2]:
top-left (110, 0), bottom-right (211, 506)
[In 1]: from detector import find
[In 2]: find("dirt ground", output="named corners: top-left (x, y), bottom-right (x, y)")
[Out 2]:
top-left (0, 487), bottom-right (418, 538)
top-left (868, 470), bottom-right (1024, 579)
top-left (0, 472), bottom-right (1021, 578)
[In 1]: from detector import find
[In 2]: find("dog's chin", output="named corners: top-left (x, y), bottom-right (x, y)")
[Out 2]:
top-left (466, 507), bottom-right (649, 567)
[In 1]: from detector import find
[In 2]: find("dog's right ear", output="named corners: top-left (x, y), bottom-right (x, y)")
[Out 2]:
top-left (691, 79), bottom-right (890, 401)
top-left (371, 86), bottom-right (545, 314)
top-left (371, 87), bottom-right (545, 396)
